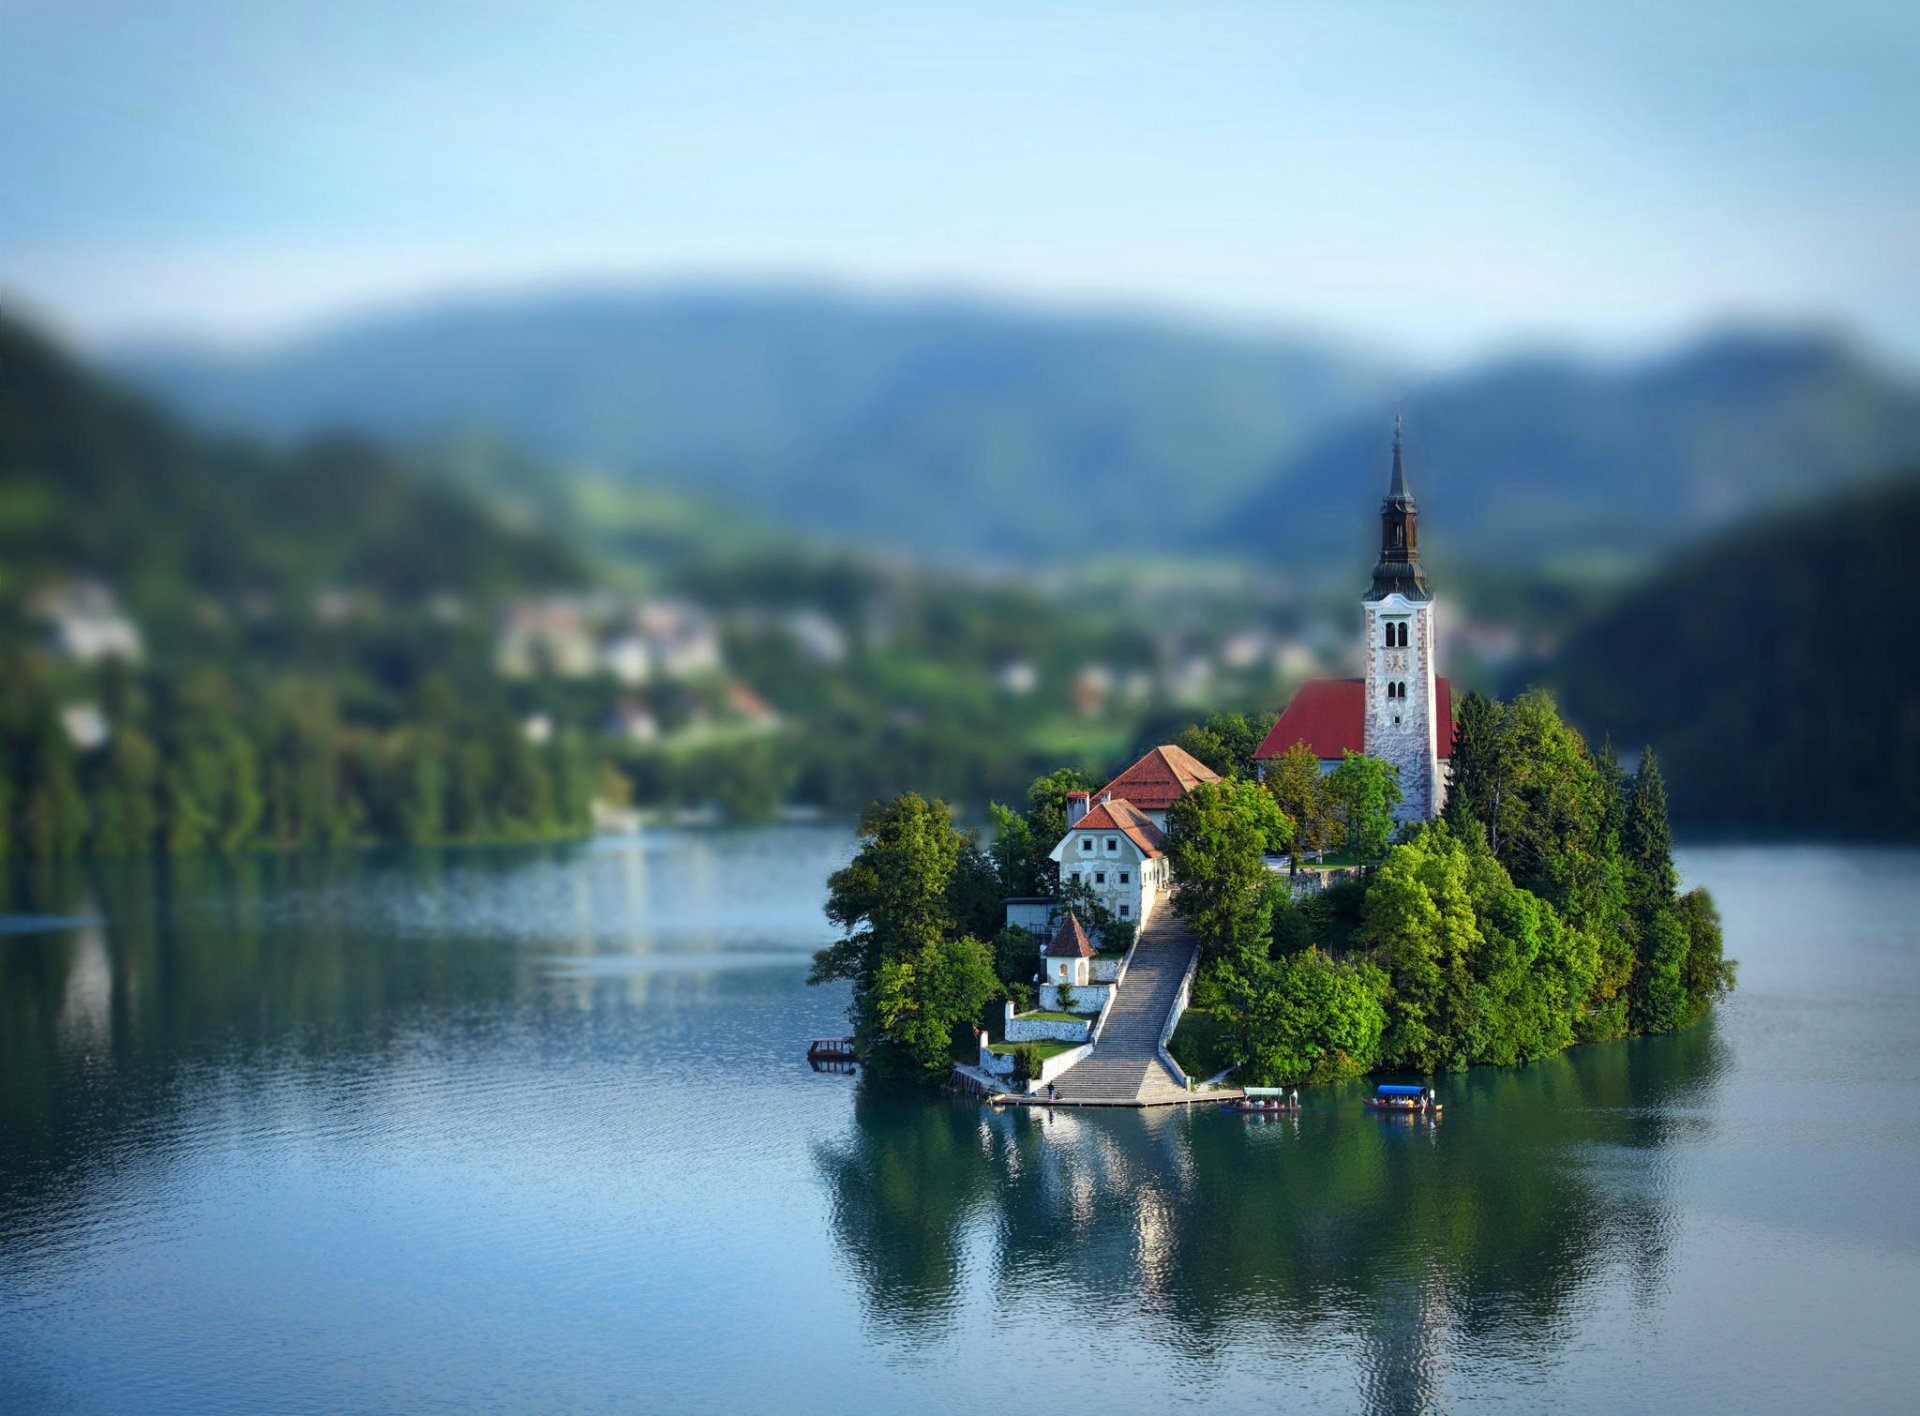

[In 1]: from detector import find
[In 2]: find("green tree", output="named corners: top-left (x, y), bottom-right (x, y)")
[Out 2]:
top-left (1167, 778), bottom-right (1292, 968)
top-left (812, 793), bottom-right (986, 1077)
top-left (1021, 768), bottom-right (1093, 893)
top-left (869, 934), bottom-right (1002, 1079)
top-left (1224, 948), bottom-right (1389, 1085)
top-left (1263, 740), bottom-right (1340, 871)
top-left (89, 726), bottom-right (160, 855)
top-left (1173, 710), bottom-right (1278, 779)
top-left (1326, 750), bottom-right (1402, 861)
top-left (1675, 887), bottom-right (1736, 1026)
top-left (1622, 749), bottom-right (1678, 928)
top-left (987, 801), bottom-right (1041, 896)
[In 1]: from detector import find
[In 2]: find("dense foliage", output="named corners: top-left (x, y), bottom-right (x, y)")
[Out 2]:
top-left (809, 794), bottom-right (1003, 1080)
top-left (1548, 473), bottom-right (1920, 832)
top-left (1172, 690), bottom-right (1735, 1085)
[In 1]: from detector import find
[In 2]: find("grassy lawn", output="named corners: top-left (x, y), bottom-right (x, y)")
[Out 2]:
top-left (1016, 1009), bottom-right (1085, 1022)
top-left (1302, 848), bottom-right (1376, 870)
top-left (985, 1039), bottom-right (1082, 1061)
top-left (1168, 1006), bottom-right (1235, 1081)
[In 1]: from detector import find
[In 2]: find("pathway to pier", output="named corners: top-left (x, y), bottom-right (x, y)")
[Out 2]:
top-left (1043, 893), bottom-right (1228, 1107)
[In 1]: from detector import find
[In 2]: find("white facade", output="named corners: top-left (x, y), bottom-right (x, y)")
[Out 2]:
top-left (1363, 592), bottom-right (1443, 824)
top-left (1054, 826), bottom-right (1168, 934)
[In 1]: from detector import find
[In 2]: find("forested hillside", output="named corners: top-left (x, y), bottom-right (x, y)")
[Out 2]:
top-left (116, 289), bottom-right (1920, 568)
top-left (1547, 473), bottom-right (1920, 832)
top-left (116, 286), bottom-right (1394, 561)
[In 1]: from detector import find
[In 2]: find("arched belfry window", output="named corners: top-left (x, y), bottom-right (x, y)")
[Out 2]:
top-left (1396, 622), bottom-right (1409, 648)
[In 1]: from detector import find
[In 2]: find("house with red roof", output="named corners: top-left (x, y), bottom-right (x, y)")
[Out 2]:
top-left (1254, 418), bottom-right (1452, 823)
top-left (1042, 743), bottom-right (1221, 937)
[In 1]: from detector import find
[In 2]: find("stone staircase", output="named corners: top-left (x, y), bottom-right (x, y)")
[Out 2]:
top-left (1051, 892), bottom-right (1196, 1105)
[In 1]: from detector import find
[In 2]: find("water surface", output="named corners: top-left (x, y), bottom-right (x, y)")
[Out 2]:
top-left (2, 833), bottom-right (1916, 1413)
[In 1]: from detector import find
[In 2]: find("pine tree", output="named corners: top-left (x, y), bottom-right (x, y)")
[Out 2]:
top-left (1622, 749), bottom-right (1678, 929)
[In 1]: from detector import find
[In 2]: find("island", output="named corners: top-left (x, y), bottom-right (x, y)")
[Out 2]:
top-left (810, 422), bottom-right (1737, 1099)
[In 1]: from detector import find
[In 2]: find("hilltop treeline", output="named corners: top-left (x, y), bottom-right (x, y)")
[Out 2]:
top-left (0, 662), bottom-right (596, 858)
top-left (1548, 473), bottom-right (1920, 833)
top-left (1169, 690), bottom-right (1735, 1085)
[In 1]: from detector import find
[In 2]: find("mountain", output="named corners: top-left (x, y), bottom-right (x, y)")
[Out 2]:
top-left (112, 286), bottom-right (1399, 562)
top-left (1230, 330), bottom-right (1920, 570)
top-left (0, 314), bottom-right (584, 621)
top-left (115, 290), bottom-right (1920, 570)
top-left (1545, 473), bottom-right (1920, 833)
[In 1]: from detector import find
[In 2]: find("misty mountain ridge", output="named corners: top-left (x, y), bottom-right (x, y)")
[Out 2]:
top-left (114, 285), bottom-right (1920, 568)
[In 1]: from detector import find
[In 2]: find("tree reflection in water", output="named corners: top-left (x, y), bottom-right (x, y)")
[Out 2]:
top-left (816, 1022), bottom-right (1726, 1412)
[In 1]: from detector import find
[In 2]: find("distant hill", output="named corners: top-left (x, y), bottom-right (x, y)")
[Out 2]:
top-left (1546, 473), bottom-right (1920, 833)
top-left (113, 286), bottom-right (1398, 562)
top-left (114, 289), bottom-right (1920, 569)
top-left (0, 315), bottom-right (584, 620)
top-left (1231, 330), bottom-right (1920, 571)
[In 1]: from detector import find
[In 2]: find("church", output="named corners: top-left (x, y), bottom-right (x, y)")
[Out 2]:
top-left (1254, 419), bottom-right (1453, 822)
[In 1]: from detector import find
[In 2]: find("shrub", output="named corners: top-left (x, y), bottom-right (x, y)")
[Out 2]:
top-left (1011, 1042), bottom-right (1044, 1085)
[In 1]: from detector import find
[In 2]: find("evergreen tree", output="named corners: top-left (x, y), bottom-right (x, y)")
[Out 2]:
top-left (1622, 749), bottom-right (1679, 928)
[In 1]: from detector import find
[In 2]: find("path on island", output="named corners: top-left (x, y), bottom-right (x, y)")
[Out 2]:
top-left (1050, 892), bottom-right (1204, 1106)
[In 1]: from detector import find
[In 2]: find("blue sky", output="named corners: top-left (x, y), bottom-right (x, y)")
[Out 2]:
top-left (2, 0), bottom-right (1915, 361)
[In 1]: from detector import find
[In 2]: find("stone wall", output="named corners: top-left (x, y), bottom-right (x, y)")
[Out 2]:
top-left (1089, 957), bottom-right (1124, 983)
top-left (1006, 1014), bottom-right (1093, 1044)
top-left (1038, 983), bottom-right (1110, 1014)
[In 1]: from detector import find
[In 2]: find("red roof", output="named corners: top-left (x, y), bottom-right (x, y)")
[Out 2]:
top-left (1254, 677), bottom-right (1454, 761)
top-left (1044, 913), bottom-right (1097, 958)
top-left (1096, 743), bottom-right (1221, 811)
top-left (1073, 798), bottom-right (1167, 857)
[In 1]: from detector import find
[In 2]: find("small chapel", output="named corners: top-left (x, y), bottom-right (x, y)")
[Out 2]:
top-left (1253, 418), bottom-right (1453, 822)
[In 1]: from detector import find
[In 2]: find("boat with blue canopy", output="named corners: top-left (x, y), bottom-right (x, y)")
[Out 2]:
top-left (1362, 1083), bottom-right (1440, 1115)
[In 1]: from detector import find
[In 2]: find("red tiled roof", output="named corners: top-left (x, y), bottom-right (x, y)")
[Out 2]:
top-left (1044, 912), bottom-right (1097, 958)
top-left (1074, 797), bottom-right (1167, 857)
top-left (1095, 743), bottom-right (1221, 810)
top-left (1253, 677), bottom-right (1455, 761)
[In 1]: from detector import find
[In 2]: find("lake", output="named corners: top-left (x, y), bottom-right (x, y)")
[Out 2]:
top-left (2, 831), bottom-right (1917, 1414)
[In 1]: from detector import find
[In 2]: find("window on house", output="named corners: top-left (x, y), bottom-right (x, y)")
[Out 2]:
top-left (1080, 838), bottom-right (1093, 852)
top-left (1119, 904), bottom-right (1130, 918)
top-left (1119, 872), bottom-right (1130, 884)
top-left (1095, 872), bottom-right (1105, 884)
top-left (1105, 837), bottom-right (1118, 852)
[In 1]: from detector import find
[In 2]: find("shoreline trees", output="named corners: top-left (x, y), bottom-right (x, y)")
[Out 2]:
top-left (1166, 689), bottom-right (1735, 1086)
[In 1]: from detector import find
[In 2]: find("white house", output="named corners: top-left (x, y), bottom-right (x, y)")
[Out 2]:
top-left (1050, 792), bottom-right (1172, 934)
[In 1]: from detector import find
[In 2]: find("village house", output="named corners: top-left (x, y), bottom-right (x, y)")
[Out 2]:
top-left (1041, 743), bottom-right (1221, 939)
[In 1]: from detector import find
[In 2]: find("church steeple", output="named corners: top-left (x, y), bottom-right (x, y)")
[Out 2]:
top-left (1367, 413), bottom-right (1429, 601)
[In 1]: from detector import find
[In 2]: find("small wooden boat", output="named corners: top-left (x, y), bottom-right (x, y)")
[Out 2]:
top-left (807, 1037), bottom-right (857, 1063)
top-left (1227, 1099), bottom-right (1300, 1114)
top-left (1363, 1083), bottom-right (1440, 1115)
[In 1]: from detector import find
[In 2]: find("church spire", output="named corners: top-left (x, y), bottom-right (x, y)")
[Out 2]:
top-left (1388, 411), bottom-right (1410, 501)
top-left (1367, 412), bottom-right (1429, 601)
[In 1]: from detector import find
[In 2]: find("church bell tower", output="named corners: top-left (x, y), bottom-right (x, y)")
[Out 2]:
top-left (1362, 416), bottom-right (1442, 821)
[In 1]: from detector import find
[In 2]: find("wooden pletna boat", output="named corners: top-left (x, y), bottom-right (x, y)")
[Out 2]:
top-left (807, 1037), bottom-right (857, 1063)
top-left (1228, 1087), bottom-right (1301, 1114)
top-left (1363, 1083), bottom-right (1440, 1115)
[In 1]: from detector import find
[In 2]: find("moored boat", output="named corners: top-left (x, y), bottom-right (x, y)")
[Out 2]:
top-left (1362, 1083), bottom-right (1440, 1115)
top-left (1229, 1087), bottom-right (1302, 1114)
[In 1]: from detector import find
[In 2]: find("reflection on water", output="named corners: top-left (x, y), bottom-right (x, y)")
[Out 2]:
top-left (2, 836), bottom-right (1918, 1414)
top-left (818, 1029), bottom-right (1720, 1413)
